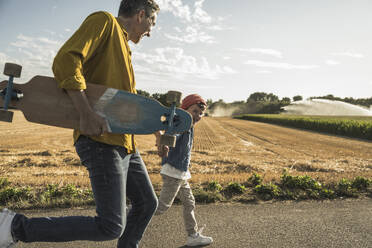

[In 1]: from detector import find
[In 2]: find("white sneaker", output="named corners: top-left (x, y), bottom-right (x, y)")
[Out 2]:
top-left (0, 208), bottom-right (17, 248)
top-left (186, 226), bottom-right (213, 247)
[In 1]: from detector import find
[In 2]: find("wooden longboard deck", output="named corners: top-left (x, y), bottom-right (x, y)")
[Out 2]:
top-left (0, 76), bottom-right (192, 134)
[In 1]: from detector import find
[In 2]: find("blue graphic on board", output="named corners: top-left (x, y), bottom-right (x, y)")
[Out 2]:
top-left (94, 89), bottom-right (192, 135)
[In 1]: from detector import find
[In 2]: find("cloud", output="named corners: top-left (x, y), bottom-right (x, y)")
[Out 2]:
top-left (11, 34), bottom-right (60, 49)
top-left (331, 52), bottom-right (364, 58)
top-left (157, 0), bottom-right (192, 22)
top-left (157, 0), bottom-right (211, 24)
top-left (157, 0), bottom-right (225, 44)
top-left (325, 59), bottom-right (340, 66)
top-left (256, 70), bottom-right (272, 74)
top-left (244, 60), bottom-right (319, 70)
top-left (164, 26), bottom-right (215, 44)
top-left (238, 48), bottom-right (283, 58)
top-left (10, 34), bottom-right (61, 63)
top-left (1, 34), bottom-right (63, 80)
top-left (193, 0), bottom-right (212, 24)
top-left (206, 25), bottom-right (225, 31)
top-left (133, 47), bottom-right (236, 80)
top-left (0, 52), bottom-right (13, 65)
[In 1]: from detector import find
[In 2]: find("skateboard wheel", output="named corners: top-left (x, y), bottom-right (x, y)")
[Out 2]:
top-left (166, 91), bottom-right (182, 105)
top-left (0, 109), bottom-right (14, 122)
top-left (4, 63), bottom-right (22, 78)
top-left (160, 134), bottom-right (176, 147)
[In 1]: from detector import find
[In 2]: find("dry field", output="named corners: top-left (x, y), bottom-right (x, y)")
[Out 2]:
top-left (1, 111), bottom-right (372, 190)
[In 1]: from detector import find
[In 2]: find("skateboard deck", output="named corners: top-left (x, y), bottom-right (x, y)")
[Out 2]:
top-left (0, 75), bottom-right (192, 135)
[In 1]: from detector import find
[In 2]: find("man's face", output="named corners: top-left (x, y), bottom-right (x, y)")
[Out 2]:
top-left (133, 11), bottom-right (157, 44)
top-left (186, 103), bottom-right (206, 124)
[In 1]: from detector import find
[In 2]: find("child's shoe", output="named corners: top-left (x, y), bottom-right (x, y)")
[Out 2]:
top-left (186, 232), bottom-right (213, 247)
top-left (0, 208), bottom-right (17, 248)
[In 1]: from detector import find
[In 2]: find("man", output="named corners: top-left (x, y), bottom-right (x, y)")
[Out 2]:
top-left (0, 1), bottom-right (160, 247)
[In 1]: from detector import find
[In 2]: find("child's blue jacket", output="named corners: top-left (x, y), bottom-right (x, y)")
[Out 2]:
top-left (161, 127), bottom-right (194, 172)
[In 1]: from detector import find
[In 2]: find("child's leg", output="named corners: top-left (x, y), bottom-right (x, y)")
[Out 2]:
top-left (178, 181), bottom-right (198, 236)
top-left (156, 174), bottom-right (182, 215)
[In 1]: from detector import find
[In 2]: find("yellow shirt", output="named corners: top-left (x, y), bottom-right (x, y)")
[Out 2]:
top-left (52, 11), bottom-right (136, 153)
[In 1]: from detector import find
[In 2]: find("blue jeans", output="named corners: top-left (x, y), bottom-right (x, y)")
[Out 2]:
top-left (11, 136), bottom-right (158, 248)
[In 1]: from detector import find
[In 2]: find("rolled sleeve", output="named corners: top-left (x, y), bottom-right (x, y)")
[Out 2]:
top-left (58, 75), bottom-right (87, 90)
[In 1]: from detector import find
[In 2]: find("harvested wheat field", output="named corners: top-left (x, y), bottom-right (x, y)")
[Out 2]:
top-left (1, 111), bottom-right (371, 190)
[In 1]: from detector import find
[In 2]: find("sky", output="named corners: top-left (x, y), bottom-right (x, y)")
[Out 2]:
top-left (0, 0), bottom-right (371, 103)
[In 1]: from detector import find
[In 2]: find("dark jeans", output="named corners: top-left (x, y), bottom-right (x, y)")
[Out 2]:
top-left (11, 136), bottom-right (158, 248)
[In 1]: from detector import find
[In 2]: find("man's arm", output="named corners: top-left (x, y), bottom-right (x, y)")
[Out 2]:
top-left (53, 12), bottom-right (111, 91)
top-left (52, 12), bottom-right (113, 135)
top-left (66, 89), bottom-right (108, 136)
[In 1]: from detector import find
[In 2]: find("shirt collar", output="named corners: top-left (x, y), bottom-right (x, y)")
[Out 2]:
top-left (121, 26), bottom-right (129, 39)
top-left (116, 17), bottom-right (129, 40)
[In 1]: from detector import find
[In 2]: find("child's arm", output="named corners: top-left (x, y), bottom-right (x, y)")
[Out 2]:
top-left (154, 131), bottom-right (170, 157)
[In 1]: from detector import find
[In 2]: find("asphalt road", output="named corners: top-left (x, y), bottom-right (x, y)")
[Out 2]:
top-left (16, 198), bottom-right (372, 248)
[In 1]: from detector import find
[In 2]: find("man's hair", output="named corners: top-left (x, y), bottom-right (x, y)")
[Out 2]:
top-left (118, 0), bottom-right (160, 18)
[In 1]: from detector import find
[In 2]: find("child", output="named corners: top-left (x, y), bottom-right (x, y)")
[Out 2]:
top-left (155, 94), bottom-right (213, 247)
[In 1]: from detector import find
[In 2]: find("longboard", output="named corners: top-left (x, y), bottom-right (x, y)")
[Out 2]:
top-left (0, 64), bottom-right (192, 146)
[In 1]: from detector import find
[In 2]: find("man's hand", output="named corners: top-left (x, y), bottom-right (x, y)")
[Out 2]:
top-left (79, 110), bottom-right (109, 136)
top-left (66, 89), bottom-right (109, 136)
top-left (154, 131), bottom-right (169, 157)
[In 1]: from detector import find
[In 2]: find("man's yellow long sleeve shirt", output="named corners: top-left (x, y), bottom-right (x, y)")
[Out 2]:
top-left (52, 11), bottom-right (137, 153)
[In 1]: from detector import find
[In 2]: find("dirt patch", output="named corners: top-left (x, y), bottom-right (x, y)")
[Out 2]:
top-left (0, 111), bottom-right (371, 188)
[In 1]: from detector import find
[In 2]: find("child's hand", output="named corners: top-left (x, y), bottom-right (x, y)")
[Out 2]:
top-left (155, 132), bottom-right (170, 157)
top-left (157, 144), bottom-right (169, 157)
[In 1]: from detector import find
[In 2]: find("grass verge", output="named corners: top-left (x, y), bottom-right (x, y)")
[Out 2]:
top-left (1, 171), bottom-right (371, 209)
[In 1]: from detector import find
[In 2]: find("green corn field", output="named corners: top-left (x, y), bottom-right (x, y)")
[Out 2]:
top-left (235, 114), bottom-right (372, 140)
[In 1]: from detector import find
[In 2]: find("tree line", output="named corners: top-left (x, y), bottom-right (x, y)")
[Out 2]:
top-left (136, 89), bottom-right (372, 115)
